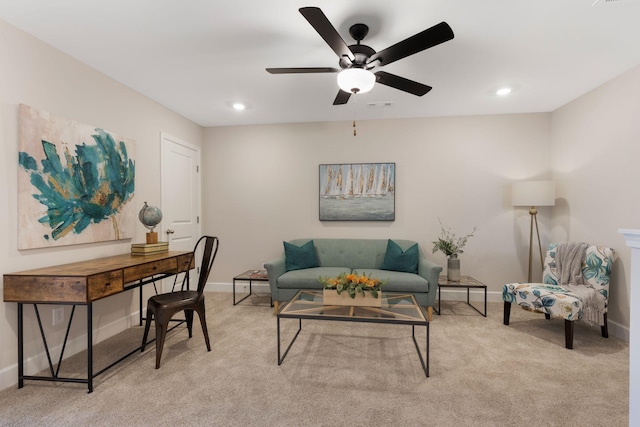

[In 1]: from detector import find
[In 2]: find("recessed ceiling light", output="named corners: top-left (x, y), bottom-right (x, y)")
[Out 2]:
top-left (232, 102), bottom-right (246, 111)
top-left (496, 87), bottom-right (512, 96)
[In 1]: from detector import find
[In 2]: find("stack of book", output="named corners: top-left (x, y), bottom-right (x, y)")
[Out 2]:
top-left (131, 241), bottom-right (169, 255)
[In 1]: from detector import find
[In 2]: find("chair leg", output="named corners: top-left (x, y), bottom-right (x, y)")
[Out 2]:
top-left (545, 313), bottom-right (551, 320)
top-left (503, 301), bottom-right (511, 325)
top-left (141, 309), bottom-right (153, 352)
top-left (601, 313), bottom-right (609, 338)
top-left (155, 319), bottom-right (169, 369)
top-left (565, 319), bottom-right (574, 349)
top-left (195, 303), bottom-right (211, 352)
top-left (185, 309), bottom-right (194, 338)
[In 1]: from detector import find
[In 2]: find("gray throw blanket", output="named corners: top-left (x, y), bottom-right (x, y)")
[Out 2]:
top-left (555, 242), bottom-right (588, 285)
top-left (555, 242), bottom-right (604, 326)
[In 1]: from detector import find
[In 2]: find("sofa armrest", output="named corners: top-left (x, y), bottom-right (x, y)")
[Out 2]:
top-left (417, 257), bottom-right (443, 298)
top-left (264, 257), bottom-right (286, 300)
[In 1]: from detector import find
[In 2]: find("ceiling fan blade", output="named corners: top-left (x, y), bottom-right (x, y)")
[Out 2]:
top-left (299, 7), bottom-right (355, 62)
top-left (333, 90), bottom-right (352, 105)
top-left (267, 67), bottom-right (339, 74)
top-left (368, 22), bottom-right (454, 67)
top-left (374, 71), bottom-right (432, 96)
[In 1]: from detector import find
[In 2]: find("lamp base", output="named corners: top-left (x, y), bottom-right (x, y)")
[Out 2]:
top-left (146, 232), bottom-right (158, 244)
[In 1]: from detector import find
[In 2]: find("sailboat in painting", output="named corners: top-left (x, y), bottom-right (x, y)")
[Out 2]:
top-left (319, 163), bottom-right (395, 221)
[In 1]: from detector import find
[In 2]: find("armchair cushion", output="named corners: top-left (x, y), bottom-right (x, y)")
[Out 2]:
top-left (503, 282), bottom-right (586, 322)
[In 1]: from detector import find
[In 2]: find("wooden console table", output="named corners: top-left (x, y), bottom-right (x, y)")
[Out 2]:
top-left (3, 250), bottom-right (193, 393)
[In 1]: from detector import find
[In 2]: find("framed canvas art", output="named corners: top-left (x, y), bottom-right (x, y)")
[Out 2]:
top-left (319, 162), bottom-right (395, 221)
top-left (17, 104), bottom-right (136, 249)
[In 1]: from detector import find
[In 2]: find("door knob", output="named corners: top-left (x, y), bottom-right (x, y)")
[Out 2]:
top-left (166, 229), bottom-right (175, 234)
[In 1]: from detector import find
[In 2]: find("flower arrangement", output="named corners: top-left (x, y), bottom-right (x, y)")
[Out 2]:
top-left (432, 219), bottom-right (477, 258)
top-left (319, 271), bottom-right (386, 299)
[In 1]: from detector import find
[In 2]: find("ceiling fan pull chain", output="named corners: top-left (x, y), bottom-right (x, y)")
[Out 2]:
top-left (353, 95), bottom-right (357, 136)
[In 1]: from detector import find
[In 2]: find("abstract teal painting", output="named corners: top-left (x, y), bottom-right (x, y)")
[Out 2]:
top-left (18, 104), bottom-right (136, 249)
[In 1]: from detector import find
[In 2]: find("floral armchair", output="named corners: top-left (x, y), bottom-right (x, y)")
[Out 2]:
top-left (503, 243), bottom-right (614, 349)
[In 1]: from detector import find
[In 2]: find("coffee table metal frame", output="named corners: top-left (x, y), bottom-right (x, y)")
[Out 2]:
top-left (277, 290), bottom-right (430, 377)
top-left (436, 275), bottom-right (487, 317)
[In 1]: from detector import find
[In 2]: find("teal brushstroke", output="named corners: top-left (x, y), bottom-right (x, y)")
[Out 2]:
top-left (19, 128), bottom-right (135, 241)
top-left (18, 152), bottom-right (37, 170)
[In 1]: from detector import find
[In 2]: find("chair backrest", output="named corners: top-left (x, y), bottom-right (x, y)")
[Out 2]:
top-left (179, 236), bottom-right (219, 295)
top-left (543, 243), bottom-right (614, 300)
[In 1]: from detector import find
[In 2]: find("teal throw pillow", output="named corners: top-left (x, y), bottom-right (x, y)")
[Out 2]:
top-left (380, 240), bottom-right (419, 273)
top-left (284, 240), bottom-right (319, 271)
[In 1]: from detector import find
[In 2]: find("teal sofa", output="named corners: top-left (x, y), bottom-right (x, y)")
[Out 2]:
top-left (264, 238), bottom-right (442, 319)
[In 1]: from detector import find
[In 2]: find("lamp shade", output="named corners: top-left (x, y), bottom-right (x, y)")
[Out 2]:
top-left (337, 68), bottom-right (375, 94)
top-left (512, 180), bottom-right (556, 207)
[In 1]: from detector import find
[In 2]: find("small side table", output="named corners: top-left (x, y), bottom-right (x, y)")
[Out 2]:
top-left (233, 269), bottom-right (272, 306)
top-left (436, 275), bottom-right (487, 317)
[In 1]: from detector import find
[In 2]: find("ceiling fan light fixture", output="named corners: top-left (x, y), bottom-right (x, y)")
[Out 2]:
top-left (496, 87), bottom-right (512, 96)
top-left (337, 68), bottom-right (375, 94)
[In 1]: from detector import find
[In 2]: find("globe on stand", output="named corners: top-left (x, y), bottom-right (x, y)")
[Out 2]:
top-left (139, 202), bottom-right (163, 243)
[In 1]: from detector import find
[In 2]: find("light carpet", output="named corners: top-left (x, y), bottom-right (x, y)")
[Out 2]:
top-left (0, 292), bottom-right (629, 426)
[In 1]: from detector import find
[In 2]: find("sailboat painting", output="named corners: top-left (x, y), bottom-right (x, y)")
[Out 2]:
top-left (319, 163), bottom-right (395, 221)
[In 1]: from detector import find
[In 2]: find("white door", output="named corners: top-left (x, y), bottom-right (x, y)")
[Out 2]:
top-left (161, 132), bottom-right (201, 292)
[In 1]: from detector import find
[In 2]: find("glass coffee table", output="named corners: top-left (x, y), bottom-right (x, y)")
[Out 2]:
top-left (277, 290), bottom-right (430, 377)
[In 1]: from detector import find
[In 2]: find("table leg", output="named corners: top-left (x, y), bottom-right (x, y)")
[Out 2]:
top-left (426, 322), bottom-right (430, 377)
top-left (277, 318), bottom-right (302, 365)
top-left (411, 323), bottom-right (429, 378)
top-left (17, 303), bottom-right (24, 389)
top-left (87, 303), bottom-right (93, 393)
top-left (484, 287), bottom-right (487, 317)
top-left (233, 279), bottom-right (254, 305)
top-left (139, 284), bottom-right (143, 326)
top-left (233, 278), bottom-right (237, 304)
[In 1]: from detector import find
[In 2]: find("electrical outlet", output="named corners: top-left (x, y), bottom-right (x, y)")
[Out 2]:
top-left (52, 307), bottom-right (64, 326)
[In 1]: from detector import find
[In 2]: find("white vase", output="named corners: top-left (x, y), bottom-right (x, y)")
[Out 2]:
top-left (447, 256), bottom-right (460, 281)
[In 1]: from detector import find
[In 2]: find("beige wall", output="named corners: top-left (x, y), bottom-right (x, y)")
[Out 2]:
top-left (550, 64), bottom-right (640, 333)
top-left (202, 113), bottom-right (553, 296)
top-left (0, 20), bottom-right (202, 389)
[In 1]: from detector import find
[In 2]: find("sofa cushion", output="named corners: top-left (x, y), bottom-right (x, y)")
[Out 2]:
top-left (379, 240), bottom-right (419, 273)
top-left (278, 267), bottom-right (351, 289)
top-left (284, 240), bottom-right (319, 271)
top-left (359, 269), bottom-right (429, 293)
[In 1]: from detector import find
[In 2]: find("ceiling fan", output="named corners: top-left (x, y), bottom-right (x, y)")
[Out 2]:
top-left (266, 7), bottom-right (454, 105)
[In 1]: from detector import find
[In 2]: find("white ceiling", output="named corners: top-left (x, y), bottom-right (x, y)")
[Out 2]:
top-left (2, 0), bottom-right (640, 127)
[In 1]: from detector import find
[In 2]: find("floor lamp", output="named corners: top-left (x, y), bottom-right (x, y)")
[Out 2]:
top-left (512, 180), bottom-right (556, 282)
